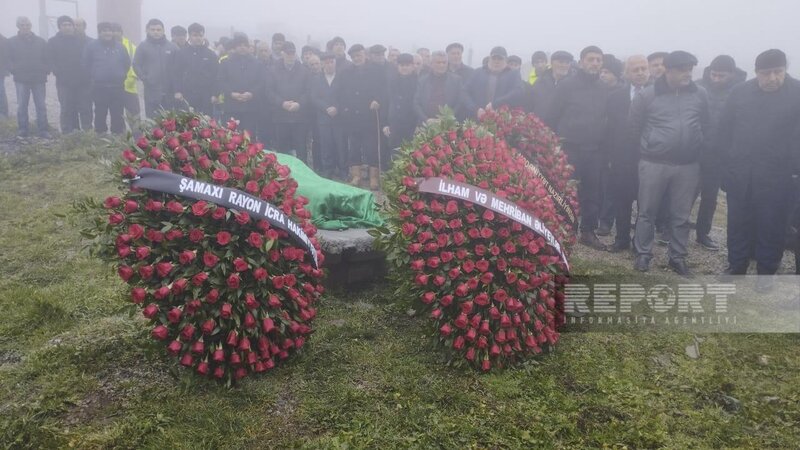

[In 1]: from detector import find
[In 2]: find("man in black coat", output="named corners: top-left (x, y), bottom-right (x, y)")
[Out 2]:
top-left (544, 45), bottom-right (610, 250)
top-left (82, 22), bottom-right (130, 134)
top-left (527, 51), bottom-right (573, 119)
top-left (268, 41), bottom-right (310, 162)
top-left (717, 49), bottom-right (800, 282)
top-left (336, 44), bottom-right (386, 189)
top-left (171, 23), bottom-right (218, 115)
top-left (693, 55), bottom-right (746, 251)
top-left (48, 16), bottom-right (91, 133)
top-left (133, 18), bottom-right (178, 118)
top-left (382, 53), bottom-right (418, 169)
top-left (446, 42), bottom-right (473, 81)
top-left (461, 46), bottom-right (523, 120)
top-left (414, 50), bottom-right (461, 125)
top-left (7, 16), bottom-right (49, 138)
top-left (310, 53), bottom-right (346, 179)
top-left (603, 55), bottom-right (650, 252)
top-left (217, 33), bottom-right (265, 136)
top-left (0, 33), bottom-right (8, 118)
top-left (629, 51), bottom-right (709, 276)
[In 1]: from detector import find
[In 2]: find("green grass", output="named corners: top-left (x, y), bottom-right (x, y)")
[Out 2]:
top-left (0, 126), bottom-right (798, 449)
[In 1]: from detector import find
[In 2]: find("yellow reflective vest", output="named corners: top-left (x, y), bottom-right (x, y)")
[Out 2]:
top-left (121, 37), bottom-right (138, 94)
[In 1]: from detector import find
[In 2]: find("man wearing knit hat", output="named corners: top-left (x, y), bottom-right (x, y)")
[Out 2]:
top-left (693, 55), bottom-right (746, 251)
top-left (630, 50), bottom-right (709, 276)
top-left (716, 49), bottom-right (800, 288)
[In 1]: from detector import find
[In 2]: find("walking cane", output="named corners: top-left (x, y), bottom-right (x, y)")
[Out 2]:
top-left (375, 108), bottom-right (383, 189)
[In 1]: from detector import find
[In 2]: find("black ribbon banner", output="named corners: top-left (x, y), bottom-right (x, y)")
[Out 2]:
top-left (418, 177), bottom-right (570, 271)
top-left (130, 168), bottom-right (319, 269)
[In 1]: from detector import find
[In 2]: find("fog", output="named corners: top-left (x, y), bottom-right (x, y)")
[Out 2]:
top-left (140, 0), bottom-right (797, 75)
top-left (0, 0), bottom-right (795, 76)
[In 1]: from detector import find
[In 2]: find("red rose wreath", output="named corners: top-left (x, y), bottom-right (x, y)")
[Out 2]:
top-left (376, 109), bottom-right (576, 371)
top-left (85, 111), bottom-right (324, 384)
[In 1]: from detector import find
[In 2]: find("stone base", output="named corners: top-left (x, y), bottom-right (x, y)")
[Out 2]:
top-left (317, 229), bottom-right (387, 290)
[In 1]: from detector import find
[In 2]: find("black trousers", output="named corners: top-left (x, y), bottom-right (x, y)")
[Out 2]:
top-left (92, 85), bottom-right (125, 134)
top-left (564, 145), bottom-right (605, 233)
top-left (274, 122), bottom-right (309, 163)
top-left (56, 80), bottom-right (85, 133)
top-left (345, 126), bottom-right (380, 167)
top-left (695, 162), bottom-right (720, 237)
top-left (317, 123), bottom-right (345, 177)
top-left (609, 161), bottom-right (638, 247)
top-left (726, 172), bottom-right (792, 274)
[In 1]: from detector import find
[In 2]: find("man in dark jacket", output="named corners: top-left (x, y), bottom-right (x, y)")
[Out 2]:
top-left (7, 17), bottom-right (49, 138)
top-left (382, 53), bottom-right (418, 168)
top-left (717, 49), bottom-right (800, 282)
top-left (48, 16), bottom-right (90, 133)
top-left (0, 33), bottom-right (9, 118)
top-left (327, 36), bottom-right (351, 73)
top-left (630, 51), bottom-right (709, 276)
top-left (603, 55), bottom-right (650, 252)
top-left (446, 42), bottom-right (473, 80)
top-left (171, 23), bottom-right (217, 115)
top-left (133, 18), bottom-right (178, 118)
top-left (693, 55), bottom-right (747, 251)
top-left (414, 50), bottom-right (461, 125)
top-left (336, 44), bottom-right (386, 190)
top-left (310, 53), bottom-right (345, 179)
top-left (527, 50), bottom-right (573, 119)
top-left (82, 22), bottom-right (130, 134)
top-left (269, 41), bottom-right (310, 162)
top-left (461, 46), bottom-right (523, 120)
top-left (544, 45), bottom-right (610, 250)
top-left (217, 33), bottom-right (264, 137)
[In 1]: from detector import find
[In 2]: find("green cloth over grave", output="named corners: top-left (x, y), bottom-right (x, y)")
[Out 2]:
top-left (271, 152), bottom-right (385, 230)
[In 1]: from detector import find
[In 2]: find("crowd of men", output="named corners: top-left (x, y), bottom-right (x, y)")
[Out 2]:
top-left (1, 16), bottom-right (799, 285)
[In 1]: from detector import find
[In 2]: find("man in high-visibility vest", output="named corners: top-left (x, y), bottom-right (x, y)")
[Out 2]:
top-left (112, 23), bottom-right (140, 124)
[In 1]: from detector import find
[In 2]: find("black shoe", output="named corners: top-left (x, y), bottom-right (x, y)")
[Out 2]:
top-left (669, 259), bottom-right (693, 278)
top-left (596, 223), bottom-right (612, 236)
top-left (634, 255), bottom-right (650, 272)
top-left (697, 234), bottom-right (720, 251)
top-left (580, 231), bottom-right (607, 251)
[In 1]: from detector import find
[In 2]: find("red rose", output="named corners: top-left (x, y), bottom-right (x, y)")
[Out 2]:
top-left (220, 303), bottom-right (233, 319)
top-left (167, 307), bottom-right (182, 324)
top-left (117, 265), bottom-right (134, 281)
top-left (123, 200), bottom-right (138, 213)
top-left (108, 213), bottom-right (124, 225)
top-left (455, 283), bottom-right (469, 296)
top-left (262, 317), bottom-right (275, 333)
top-left (122, 148), bottom-right (137, 162)
top-left (212, 169), bottom-right (230, 183)
top-left (131, 287), bottom-right (146, 304)
top-left (135, 246), bottom-right (151, 260)
top-left (234, 211), bottom-right (250, 225)
top-left (128, 224), bottom-right (144, 239)
top-left (188, 228), bottom-right (204, 242)
top-left (153, 286), bottom-right (170, 300)
top-left (203, 252), bottom-right (219, 267)
top-left (231, 166), bottom-right (245, 180)
top-left (167, 340), bottom-right (182, 355)
top-left (421, 292), bottom-right (436, 304)
top-left (206, 289), bottom-right (220, 304)
top-left (103, 196), bottom-right (122, 209)
top-left (197, 154), bottom-right (212, 169)
top-left (143, 303), bottom-right (159, 319)
top-left (192, 272), bottom-right (208, 286)
top-left (244, 313), bottom-right (256, 329)
top-left (156, 261), bottom-right (173, 278)
top-left (196, 361), bottom-right (209, 376)
top-left (167, 201), bottom-right (184, 214)
top-left (191, 201), bottom-right (209, 216)
top-left (227, 273), bottom-right (240, 289)
top-left (179, 250), bottom-right (196, 265)
top-left (171, 278), bottom-right (188, 295)
top-left (245, 180), bottom-right (259, 194)
top-left (151, 325), bottom-right (169, 340)
top-left (233, 258), bottom-right (249, 272)
top-left (180, 352), bottom-right (194, 367)
top-left (475, 259), bottom-right (490, 273)
top-left (216, 231), bottom-right (231, 245)
top-left (253, 267), bottom-right (268, 281)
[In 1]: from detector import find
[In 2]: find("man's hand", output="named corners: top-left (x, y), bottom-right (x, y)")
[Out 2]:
top-left (370, 100), bottom-right (380, 110)
top-left (289, 102), bottom-right (300, 112)
top-left (241, 92), bottom-right (253, 101)
top-left (326, 106), bottom-right (338, 117)
top-left (282, 100), bottom-right (293, 111)
top-left (174, 92), bottom-right (184, 100)
top-left (382, 126), bottom-right (391, 137)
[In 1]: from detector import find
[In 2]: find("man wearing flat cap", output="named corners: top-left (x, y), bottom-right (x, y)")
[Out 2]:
top-left (716, 49), bottom-right (800, 287)
top-left (48, 15), bottom-right (90, 133)
top-left (383, 53), bottom-right (418, 163)
top-left (269, 41), bottom-right (311, 163)
top-left (527, 50), bottom-right (574, 118)
top-left (461, 46), bottom-right (523, 119)
top-left (629, 50), bottom-right (709, 276)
